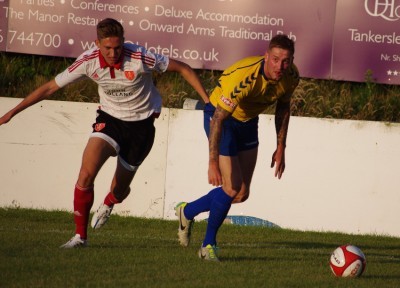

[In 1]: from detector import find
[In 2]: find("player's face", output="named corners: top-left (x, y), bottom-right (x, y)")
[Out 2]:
top-left (264, 47), bottom-right (292, 81)
top-left (96, 36), bottom-right (124, 66)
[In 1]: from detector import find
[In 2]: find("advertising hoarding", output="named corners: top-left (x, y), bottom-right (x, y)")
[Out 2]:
top-left (1, 0), bottom-right (399, 85)
top-left (332, 0), bottom-right (400, 84)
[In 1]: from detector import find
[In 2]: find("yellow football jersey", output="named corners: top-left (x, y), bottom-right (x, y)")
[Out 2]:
top-left (210, 56), bottom-right (299, 121)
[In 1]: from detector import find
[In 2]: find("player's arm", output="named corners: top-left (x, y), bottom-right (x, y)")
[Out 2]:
top-left (208, 105), bottom-right (231, 186)
top-left (0, 79), bottom-right (60, 126)
top-left (166, 59), bottom-right (209, 104)
top-left (270, 98), bottom-right (291, 179)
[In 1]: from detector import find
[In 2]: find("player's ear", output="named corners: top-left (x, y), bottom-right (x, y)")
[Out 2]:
top-left (95, 39), bottom-right (100, 48)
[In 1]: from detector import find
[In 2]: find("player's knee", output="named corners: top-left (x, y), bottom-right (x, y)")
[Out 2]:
top-left (77, 168), bottom-right (96, 187)
top-left (232, 187), bottom-right (250, 203)
top-left (232, 193), bottom-right (249, 204)
top-left (222, 186), bottom-right (241, 199)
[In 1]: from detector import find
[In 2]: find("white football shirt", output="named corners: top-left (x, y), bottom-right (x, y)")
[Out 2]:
top-left (55, 43), bottom-right (169, 121)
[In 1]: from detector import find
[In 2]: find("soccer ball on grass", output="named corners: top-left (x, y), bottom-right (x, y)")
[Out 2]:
top-left (329, 244), bottom-right (366, 277)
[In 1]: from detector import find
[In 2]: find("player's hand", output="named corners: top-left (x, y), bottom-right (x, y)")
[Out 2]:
top-left (0, 112), bottom-right (13, 126)
top-left (271, 145), bottom-right (286, 179)
top-left (208, 161), bottom-right (222, 186)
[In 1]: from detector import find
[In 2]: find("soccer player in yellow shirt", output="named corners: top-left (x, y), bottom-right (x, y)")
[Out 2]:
top-left (176, 34), bottom-right (300, 261)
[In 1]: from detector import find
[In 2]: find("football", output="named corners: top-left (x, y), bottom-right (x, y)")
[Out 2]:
top-left (329, 244), bottom-right (366, 277)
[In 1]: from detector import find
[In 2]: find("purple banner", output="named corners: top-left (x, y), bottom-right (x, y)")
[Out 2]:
top-left (332, 0), bottom-right (400, 85)
top-left (0, 0), bottom-right (399, 85)
top-left (0, 0), bottom-right (9, 52)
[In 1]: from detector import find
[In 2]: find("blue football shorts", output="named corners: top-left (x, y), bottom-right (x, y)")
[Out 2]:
top-left (203, 103), bottom-right (259, 156)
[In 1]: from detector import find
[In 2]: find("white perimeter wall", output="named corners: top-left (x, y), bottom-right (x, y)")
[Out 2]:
top-left (1, 97), bottom-right (399, 237)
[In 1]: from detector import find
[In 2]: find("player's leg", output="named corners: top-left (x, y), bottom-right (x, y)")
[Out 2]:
top-left (77, 136), bottom-right (117, 188)
top-left (232, 147), bottom-right (258, 203)
top-left (91, 158), bottom-right (136, 229)
top-left (178, 103), bottom-right (236, 251)
top-left (231, 115), bottom-right (259, 203)
top-left (176, 103), bottom-right (223, 247)
top-left (200, 147), bottom-right (257, 252)
top-left (176, 188), bottom-right (222, 247)
top-left (199, 115), bottom-right (259, 259)
top-left (197, 155), bottom-right (240, 261)
top-left (180, 187), bottom-right (223, 221)
top-left (91, 116), bottom-right (156, 229)
top-left (204, 155), bottom-right (240, 236)
top-left (60, 137), bottom-right (116, 248)
top-left (109, 157), bottom-right (137, 201)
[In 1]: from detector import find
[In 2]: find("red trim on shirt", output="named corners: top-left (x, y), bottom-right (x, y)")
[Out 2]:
top-left (68, 51), bottom-right (99, 73)
top-left (99, 50), bottom-right (123, 79)
top-left (124, 48), bottom-right (156, 66)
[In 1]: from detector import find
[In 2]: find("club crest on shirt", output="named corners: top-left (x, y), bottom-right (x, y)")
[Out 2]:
top-left (94, 123), bottom-right (106, 131)
top-left (124, 71), bottom-right (135, 81)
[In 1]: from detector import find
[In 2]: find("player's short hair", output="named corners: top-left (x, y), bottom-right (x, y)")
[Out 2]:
top-left (97, 18), bottom-right (124, 40)
top-left (269, 34), bottom-right (295, 56)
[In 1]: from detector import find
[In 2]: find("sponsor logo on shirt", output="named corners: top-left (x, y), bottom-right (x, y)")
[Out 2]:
top-left (220, 95), bottom-right (236, 109)
top-left (104, 89), bottom-right (134, 97)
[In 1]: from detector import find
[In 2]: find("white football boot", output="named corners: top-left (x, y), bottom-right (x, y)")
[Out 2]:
top-left (91, 203), bottom-right (113, 229)
top-left (198, 244), bottom-right (220, 262)
top-left (175, 202), bottom-right (194, 247)
top-left (60, 234), bottom-right (87, 248)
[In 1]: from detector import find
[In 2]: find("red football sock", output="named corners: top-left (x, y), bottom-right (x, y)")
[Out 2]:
top-left (73, 184), bottom-right (94, 239)
top-left (103, 192), bottom-right (120, 207)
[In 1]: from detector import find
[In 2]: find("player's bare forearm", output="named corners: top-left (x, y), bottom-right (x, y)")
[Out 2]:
top-left (208, 105), bottom-right (230, 185)
top-left (275, 100), bottom-right (291, 147)
top-left (209, 105), bottom-right (229, 163)
top-left (0, 79), bottom-right (59, 125)
top-left (271, 99), bottom-right (290, 179)
top-left (167, 59), bottom-right (209, 104)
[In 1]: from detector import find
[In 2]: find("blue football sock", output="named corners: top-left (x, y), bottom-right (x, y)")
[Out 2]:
top-left (183, 187), bottom-right (221, 220)
top-left (203, 187), bottom-right (233, 247)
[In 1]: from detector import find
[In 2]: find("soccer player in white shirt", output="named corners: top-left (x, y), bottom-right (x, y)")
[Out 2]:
top-left (0, 18), bottom-right (210, 248)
